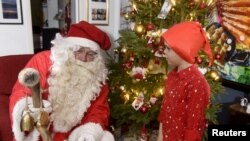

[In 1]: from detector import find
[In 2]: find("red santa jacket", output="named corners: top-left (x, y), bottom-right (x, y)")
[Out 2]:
top-left (9, 51), bottom-right (113, 141)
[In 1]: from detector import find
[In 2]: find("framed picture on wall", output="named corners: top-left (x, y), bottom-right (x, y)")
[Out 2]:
top-left (0, 0), bottom-right (23, 24)
top-left (88, 0), bottom-right (109, 25)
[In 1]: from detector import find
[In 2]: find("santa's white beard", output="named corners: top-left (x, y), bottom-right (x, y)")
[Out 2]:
top-left (47, 54), bottom-right (107, 132)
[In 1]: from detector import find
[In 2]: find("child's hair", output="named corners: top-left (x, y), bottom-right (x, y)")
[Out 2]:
top-left (162, 21), bottom-right (213, 66)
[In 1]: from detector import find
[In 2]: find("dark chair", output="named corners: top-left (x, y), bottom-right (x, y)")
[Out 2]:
top-left (0, 54), bottom-right (33, 141)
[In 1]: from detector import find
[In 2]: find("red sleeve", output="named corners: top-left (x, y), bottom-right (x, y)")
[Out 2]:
top-left (80, 84), bottom-right (110, 129)
top-left (9, 51), bottom-right (51, 124)
top-left (184, 79), bottom-right (210, 141)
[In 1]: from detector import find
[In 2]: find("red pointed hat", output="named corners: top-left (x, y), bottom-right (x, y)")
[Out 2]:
top-left (66, 21), bottom-right (111, 51)
top-left (162, 21), bottom-right (213, 66)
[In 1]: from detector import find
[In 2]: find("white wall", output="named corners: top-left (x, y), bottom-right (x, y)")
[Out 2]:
top-left (72, 0), bottom-right (121, 57)
top-left (0, 0), bottom-right (33, 56)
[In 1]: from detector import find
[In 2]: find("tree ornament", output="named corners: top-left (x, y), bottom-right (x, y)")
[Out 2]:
top-left (146, 23), bottom-right (155, 31)
top-left (206, 70), bottom-right (220, 81)
top-left (157, 0), bottom-right (172, 19)
top-left (139, 104), bottom-right (149, 114)
top-left (215, 53), bottom-right (222, 60)
top-left (199, 2), bottom-right (207, 9)
top-left (131, 67), bottom-right (147, 81)
top-left (134, 23), bottom-right (146, 36)
top-left (132, 92), bottom-right (144, 110)
top-left (124, 12), bottom-right (130, 20)
top-left (196, 56), bottom-right (203, 64)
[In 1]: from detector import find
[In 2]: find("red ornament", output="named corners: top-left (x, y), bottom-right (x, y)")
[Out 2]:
top-left (133, 73), bottom-right (144, 80)
top-left (196, 57), bottom-right (203, 64)
top-left (146, 23), bottom-right (155, 31)
top-left (215, 53), bottom-right (222, 60)
top-left (199, 2), bottom-right (207, 9)
top-left (139, 104), bottom-right (149, 113)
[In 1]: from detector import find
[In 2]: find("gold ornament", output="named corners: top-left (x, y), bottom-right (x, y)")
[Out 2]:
top-left (124, 13), bottom-right (130, 20)
top-left (20, 110), bottom-right (35, 132)
top-left (134, 23), bottom-right (146, 36)
top-left (206, 70), bottom-right (220, 81)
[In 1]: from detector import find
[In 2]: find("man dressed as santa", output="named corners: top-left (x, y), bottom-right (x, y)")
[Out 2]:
top-left (9, 21), bottom-right (114, 141)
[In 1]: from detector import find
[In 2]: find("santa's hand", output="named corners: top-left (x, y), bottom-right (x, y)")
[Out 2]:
top-left (78, 134), bottom-right (95, 141)
top-left (68, 123), bottom-right (104, 141)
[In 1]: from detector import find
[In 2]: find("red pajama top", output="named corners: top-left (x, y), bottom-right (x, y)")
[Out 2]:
top-left (158, 65), bottom-right (210, 141)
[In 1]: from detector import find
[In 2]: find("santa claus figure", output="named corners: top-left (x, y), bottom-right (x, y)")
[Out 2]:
top-left (9, 21), bottom-right (114, 141)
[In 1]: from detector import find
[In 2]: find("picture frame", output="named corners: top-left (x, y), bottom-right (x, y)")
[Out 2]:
top-left (0, 0), bottom-right (23, 24)
top-left (88, 0), bottom-right (109, 25)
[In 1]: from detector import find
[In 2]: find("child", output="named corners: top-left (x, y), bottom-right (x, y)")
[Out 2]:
top-left (157, 21), bottom-right (213, 141)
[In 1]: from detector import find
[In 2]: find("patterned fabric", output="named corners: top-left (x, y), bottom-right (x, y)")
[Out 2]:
top-left (158, 65), bottom-right (210, 141)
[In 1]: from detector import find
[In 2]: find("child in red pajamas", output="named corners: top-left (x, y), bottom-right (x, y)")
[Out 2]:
top-left (157, 21), bottom-right (213, 141)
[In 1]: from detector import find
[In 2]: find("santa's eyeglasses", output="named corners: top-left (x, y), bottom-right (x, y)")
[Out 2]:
top-left (74, 47), bottom-right (98, 62)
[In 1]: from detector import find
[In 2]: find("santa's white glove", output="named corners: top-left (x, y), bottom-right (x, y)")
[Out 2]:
top-left (68, 123), bottom-right (104, 141)
top-left (78, 134), bottom-right (95, 141)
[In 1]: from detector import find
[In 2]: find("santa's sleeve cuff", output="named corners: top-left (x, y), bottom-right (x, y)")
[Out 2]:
top-left (12, 97), bottom-right (51, 141)
top-left (69, 122), bottom-right (111, 141)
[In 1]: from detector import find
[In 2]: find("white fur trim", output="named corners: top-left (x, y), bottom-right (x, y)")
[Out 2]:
top-left (65, 37), bottom-right (100, 51)
top-left (18, 68), bottom-right (40, 87)
top-left (101, 131), bottom-right (115, 141)
top-left (68, 122), bottom-right (104, 141)
top-left (12, 97), bottom-right (40, 141)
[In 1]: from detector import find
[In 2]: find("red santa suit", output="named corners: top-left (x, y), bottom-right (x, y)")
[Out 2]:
top-left (9, 21), bottom-right (114, 141)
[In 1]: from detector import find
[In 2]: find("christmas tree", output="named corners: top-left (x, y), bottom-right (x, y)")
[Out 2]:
top-left (107, 0), bottom-right (226, 139)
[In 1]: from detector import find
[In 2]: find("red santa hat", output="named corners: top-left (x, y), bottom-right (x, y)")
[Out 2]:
top-left (162, 21), bottom-right (213, 66)
top-left (66, 21), bottom-right (111, 51)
